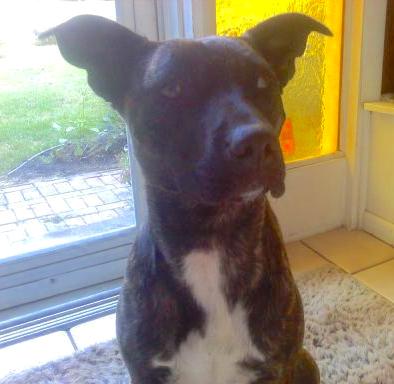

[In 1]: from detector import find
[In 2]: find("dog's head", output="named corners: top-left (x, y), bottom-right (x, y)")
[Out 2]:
top-left (43, 14), bottom-right (330, 205)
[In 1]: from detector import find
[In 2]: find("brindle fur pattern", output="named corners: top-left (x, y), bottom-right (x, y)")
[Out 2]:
top-left (45, 13), bottom-right (330, 383)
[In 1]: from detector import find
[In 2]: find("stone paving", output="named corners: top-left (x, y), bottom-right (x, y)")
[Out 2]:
top-left (0, 169), bottom-right (135, 257)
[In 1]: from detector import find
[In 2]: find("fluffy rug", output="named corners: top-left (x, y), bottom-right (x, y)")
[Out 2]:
top-left (1, 266), bottom-right (394, 384)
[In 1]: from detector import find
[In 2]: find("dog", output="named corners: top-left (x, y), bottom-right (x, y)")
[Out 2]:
top-left (44, 13), bottom-right (331, 383)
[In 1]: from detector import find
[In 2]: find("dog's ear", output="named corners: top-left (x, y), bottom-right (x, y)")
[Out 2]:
top-left (40, 15), bottom-right (155, 108)
top-left (243, 13), bottom-right (332, 88)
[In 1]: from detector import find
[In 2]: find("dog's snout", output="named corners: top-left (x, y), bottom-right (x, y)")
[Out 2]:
top-left (228, 124), bottom-right (275, 164)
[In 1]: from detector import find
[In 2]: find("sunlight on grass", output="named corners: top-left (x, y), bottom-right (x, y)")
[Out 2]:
top-left (0, 45), bottom-right (117, 175)
top-left (0, 0), bottom-right (118, 176)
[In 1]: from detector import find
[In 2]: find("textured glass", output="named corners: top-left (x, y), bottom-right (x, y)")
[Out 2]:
top-left (216, 0), bottom-right (343, 162)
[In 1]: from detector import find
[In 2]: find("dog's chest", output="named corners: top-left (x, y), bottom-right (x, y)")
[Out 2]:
top-left (156, 250), bottom-right (264, 384)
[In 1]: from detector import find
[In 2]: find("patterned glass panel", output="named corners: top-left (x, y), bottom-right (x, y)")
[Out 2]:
top-left (216, 0), bottom-right (343, 162)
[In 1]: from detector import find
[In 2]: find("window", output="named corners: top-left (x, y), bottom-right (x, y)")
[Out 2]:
top-left (0, 1), bottom-right (136, 260)
top-left (0, 0), bottom-right (144, 323)
top-left (216, 0), bottom-right (344, 162)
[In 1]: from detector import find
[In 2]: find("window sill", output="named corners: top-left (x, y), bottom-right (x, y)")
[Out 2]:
top-left (364, 101), bottom-right (394, 115)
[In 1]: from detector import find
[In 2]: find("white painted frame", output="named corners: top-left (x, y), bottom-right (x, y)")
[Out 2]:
top-left (350, 1), bottom-right (393, 245)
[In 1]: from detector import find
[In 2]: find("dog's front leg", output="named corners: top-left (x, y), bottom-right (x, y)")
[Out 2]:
top-left (285, 348), bottom-right (320, 384)
top-left (116, 228), bottom-right (203, 384)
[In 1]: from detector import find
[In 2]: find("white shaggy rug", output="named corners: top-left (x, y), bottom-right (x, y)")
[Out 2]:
top-left (1, 266), bottom-right (394, 384)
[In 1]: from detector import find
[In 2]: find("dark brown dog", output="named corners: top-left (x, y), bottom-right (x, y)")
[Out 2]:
top-left (46, 13), bottom-right (330, 383)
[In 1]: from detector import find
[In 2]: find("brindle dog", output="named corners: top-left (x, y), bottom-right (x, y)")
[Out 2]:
top-left (44, 13), bottom-right (330, 383)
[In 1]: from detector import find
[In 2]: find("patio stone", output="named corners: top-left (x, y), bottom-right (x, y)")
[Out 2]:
top-left (98, 190), bottom-right (119, 204)
top-left (64, 217), bottom-right (85, 227)
top-left (0, 210), bottom-right (16, 225)
top-left (83, 213), bottom-right (102, 224)
top-left (5, 190), bottom-right (24, 204)
top-left (114, 187), bottom-right (133, 201)
top-left (78, 206), bottom-right (98, 216)
top-left (21, 188), bottom-right (41, 201)
top-left (31, 202), bottom-right (53, 217)
top-left (97, 209), bottom-right (118, 221)
top-left (97, 201), bottom-right (127, 211)
top-left (1, 184), bottom-right (32, 193)
top-left (83, 194), bottom-right (103, 207)
top-left (44, 221), bottom-right (68, 233)
top-left (35, 182), bottom-right (57, 196)
top-left (69, 177), bottom-right (89, 191)
top-left (14, 207), bottom-right (35, 221)
top-left (85, 177), bottom-right (104, 188)
top-left (54, 181), bottom-right (73, 194)
top-left (46, 196), bottom-right (71, 214)
top-left (0, 223), bottom-right (17, 233)
top-left (100, 174), bottom-right (118, 185)
top-left (0, 193), bottom-right (6, 205)
top-left (66, 197), bottom-right (87, 210)
top-left (7, 227), bottom-right (27, 243)
top-left (23, 219), bottom-right (48, 237)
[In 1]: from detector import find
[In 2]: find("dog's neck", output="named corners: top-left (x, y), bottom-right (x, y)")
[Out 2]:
top-left (145, 185), bottom-right (267, 261)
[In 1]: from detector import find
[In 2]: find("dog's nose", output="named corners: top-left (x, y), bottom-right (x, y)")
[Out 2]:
top-left (228, 124), bottom-right (275, 164)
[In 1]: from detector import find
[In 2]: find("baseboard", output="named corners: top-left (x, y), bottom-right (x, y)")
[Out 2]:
top-left (363, 211), bottom-right (394, 246)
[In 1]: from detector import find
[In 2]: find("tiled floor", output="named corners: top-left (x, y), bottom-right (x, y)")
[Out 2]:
top-left (0, 228), bottom-right (393, 379)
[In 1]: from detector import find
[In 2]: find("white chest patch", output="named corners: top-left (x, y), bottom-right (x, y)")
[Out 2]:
top-left (153, 249), bottom-right (265, 384)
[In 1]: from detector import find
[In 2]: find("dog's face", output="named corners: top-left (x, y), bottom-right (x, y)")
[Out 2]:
top-left (45, 14), bottom-right (330, 205)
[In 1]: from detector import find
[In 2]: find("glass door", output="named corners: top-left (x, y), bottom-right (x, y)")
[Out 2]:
top-left (0, 0), bottom-right (136, 260)
top-left (211, 0), bottom-right (347, 240)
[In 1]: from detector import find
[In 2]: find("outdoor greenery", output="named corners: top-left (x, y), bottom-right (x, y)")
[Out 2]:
top-left (0, 45), bottom-right (122, 175)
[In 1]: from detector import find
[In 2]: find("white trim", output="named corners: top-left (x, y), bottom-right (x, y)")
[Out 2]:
top-left (270, 157), bottom-right (347, 242)
top-left (364, 101), bottom-right (394, 115)
top-left (341, 0), bottom-right (387, 229)
top-left (191, 0), bottom-right (216, 37)
top-left (115, 0), bottom-right (136, 30)
top-left (0, 259), bottom-right (127, 312)
top-left (0, 279), bottom-right (123, 324)
top-left (133, 0), bottom-right (159, 40)
top-left (0, 244), bottom-right (131, 292)
top-left (363, 211), bottom-right (394, 246)
top-left (286, 151), bottom-right (344, 170)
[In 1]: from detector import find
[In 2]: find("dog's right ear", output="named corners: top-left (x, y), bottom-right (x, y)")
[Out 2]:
top-left (40, 15), bottom-right (155, 109)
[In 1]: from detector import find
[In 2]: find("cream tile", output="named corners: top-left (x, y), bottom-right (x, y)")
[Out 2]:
top-left (0, 332), bottom-right (74, 379)
top-left (354, 260), bottom-right (394, 303)
top-left (303, 228), bottom-right (394, 273)
top-left (286, 241), bottom-right (330, 278)
top-left (70, 314), bottom-right (116, 350)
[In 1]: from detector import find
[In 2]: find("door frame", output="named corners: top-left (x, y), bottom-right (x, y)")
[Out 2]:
top-left (190, 0), bottom-right (376, 240)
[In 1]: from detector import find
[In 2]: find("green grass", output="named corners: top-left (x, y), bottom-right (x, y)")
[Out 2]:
top-left (0, 45), bottom-right (119, 175)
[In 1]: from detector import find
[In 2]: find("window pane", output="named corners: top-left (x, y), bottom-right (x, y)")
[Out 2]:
top-left (0, 1), bottom-right (135, 260)
top-left (216, 0), bottom-right (343, 162)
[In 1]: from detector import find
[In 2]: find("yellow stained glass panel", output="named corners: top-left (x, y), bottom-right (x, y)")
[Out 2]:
top-left (216, 0), bottom-right (343, 162)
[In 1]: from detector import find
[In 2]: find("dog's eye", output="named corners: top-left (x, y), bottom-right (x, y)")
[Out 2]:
top-left (161, 83), bottom-right (181, 98)
top-left (257, 77), bottom-right (267, 89)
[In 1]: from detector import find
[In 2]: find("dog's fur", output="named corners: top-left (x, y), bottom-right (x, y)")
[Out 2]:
top-left (46, 13), bottom-right (331, 383)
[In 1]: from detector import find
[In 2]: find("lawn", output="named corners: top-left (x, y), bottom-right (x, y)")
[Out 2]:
top-left (0, 44), bottom-right (120, 175)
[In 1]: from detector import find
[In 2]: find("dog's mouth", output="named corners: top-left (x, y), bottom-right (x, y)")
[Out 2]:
top-left (206, 172), bottom-right (285, 207)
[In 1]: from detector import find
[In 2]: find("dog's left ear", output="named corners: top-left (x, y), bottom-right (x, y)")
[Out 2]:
top-left (40, 15), bottom-right (156, 110)
top-left (243, 13), bottom-right (332, 88)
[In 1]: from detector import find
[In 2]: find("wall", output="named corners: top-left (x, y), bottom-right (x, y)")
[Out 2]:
top-left (363, 111), bottom-right (394, 245)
